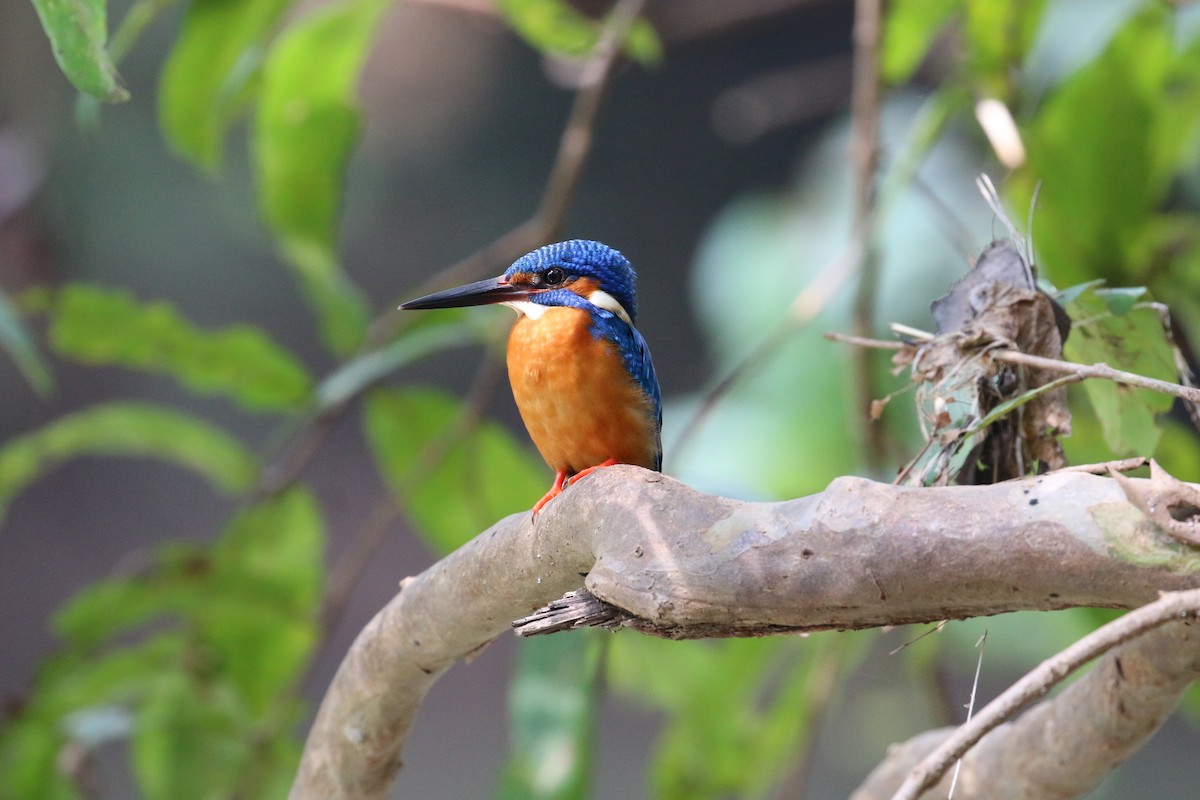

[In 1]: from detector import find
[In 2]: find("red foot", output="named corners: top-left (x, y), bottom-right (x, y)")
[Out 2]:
top-left (564, 458), bottom-right (619, 488)
top-left (532, 470), bottom-right (569, 517)
top-left (531, 460), bottom-right (621, 517)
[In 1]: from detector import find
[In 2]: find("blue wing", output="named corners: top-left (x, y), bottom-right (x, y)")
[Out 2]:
top-left (631, 325), bottom-right (663, 471)
top-left (590, 310), bottom-right (663, 471)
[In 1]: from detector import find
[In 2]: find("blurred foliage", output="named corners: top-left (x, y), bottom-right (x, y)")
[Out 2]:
top-left (8, 0), bottom-right (1200, 799)
top-left (497, 0), bottom-right (662, 64)
top-left (365, 386), bottom-right (544, 554)
top-left (0, 488), bottom-right (321, 800)
top-left (0, 291), bottom-right (52, 395)
top-left (29, 0), bottom-right (128, 103)
top-left (495, 633), bottom-right (603, 800)
top-left (1061, 287), bottom-right (1177, 455)
top-left (253, 0), bottom-right (383, 356)
top-left (0, 402), bottom-right (258, 526)
top-left (668, 97), bottom-right (991, 497)
top-left (11, 1), bottom-right (655, 793)
top-left (45, 284), bottom-right (313, 412)
top-left (607, 634), bottom-right (869, 799)
top-left (159, 0), bottom-right (297, 170)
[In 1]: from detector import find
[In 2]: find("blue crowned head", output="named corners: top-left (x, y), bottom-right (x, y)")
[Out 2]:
top-left (505, 240), bottom-right (639, 324)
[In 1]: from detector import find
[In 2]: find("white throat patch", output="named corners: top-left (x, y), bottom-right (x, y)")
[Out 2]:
top-left (502, 300), bottom-right (550, 319)
top-left (503, 292), bottom-right (633, 326)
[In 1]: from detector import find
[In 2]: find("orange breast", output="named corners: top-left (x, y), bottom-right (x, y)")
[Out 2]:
top-left (506, 308), bottom-right (658, 476)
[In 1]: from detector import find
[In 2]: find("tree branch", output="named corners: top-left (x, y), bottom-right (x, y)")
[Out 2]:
top-left (290, 467), bottom-right (1200, 798)
top-left (825, 330), bottom-right (1200, 406)
top-left (851, 592), bottom-right (1200, 800)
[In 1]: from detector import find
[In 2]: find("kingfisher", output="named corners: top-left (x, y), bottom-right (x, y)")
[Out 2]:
top-left (400, 240), bottom-right (662, 515)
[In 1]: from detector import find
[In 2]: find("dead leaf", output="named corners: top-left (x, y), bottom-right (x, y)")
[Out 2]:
top-left (900, 240), bottom-right (1072, 485)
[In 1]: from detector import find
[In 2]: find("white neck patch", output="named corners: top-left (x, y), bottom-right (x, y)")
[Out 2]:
top-left (586, 289), bottom-right (633, 326)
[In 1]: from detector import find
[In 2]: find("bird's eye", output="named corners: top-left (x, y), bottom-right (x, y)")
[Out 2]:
top-left (543, 267), bottom-right (567, 286)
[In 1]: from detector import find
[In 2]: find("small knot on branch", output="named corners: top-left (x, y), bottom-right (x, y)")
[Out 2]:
top-left (1111, 459), bottom-right (1200, 547)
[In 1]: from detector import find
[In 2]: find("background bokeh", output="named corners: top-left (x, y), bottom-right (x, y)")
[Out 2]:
top-left (2, 0), bottom-right (1198, 797)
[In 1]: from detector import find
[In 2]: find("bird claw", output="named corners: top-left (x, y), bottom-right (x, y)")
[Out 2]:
top-left (532, 470), bottom-right (570, 518)
top-left (531, 460), bottom-right (619, 518)
top-left (564, 458), bottom-right (619, 488)
top-left (531, 487), bottom-right (561, 518)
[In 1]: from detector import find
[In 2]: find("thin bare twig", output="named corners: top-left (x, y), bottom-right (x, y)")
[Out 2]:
top-left (1140, 301), bottom-right (1200, 432)
top-left (668, 2), bottom-right (892, 469)
top-left (317, 343), bottom-right (508, 641)
top-left (254, 0), bottom-right (645, 677)
top-left (319, 493), bottom-right (401, 638)
top-left (825, 331), bottom-right (905, 350)
top-left (947, 631), bottom-right (987, 799)
top-left (890, 588), bottom-right (1200, 800)
top-left (254, 411), bottom-right (342, 498)
top-left (1054, 456), bottom-right (1149, 475)
top-left (990, 348), bottom-right (1200, 405)
top-left (848, 0), bottom-right (885, 471)
top-left (365, 0), bottom-right (645, 350)
top-left (824, 331), bottom-right (1200, 406)
top-left (667, 243), bottom-right (863, 469)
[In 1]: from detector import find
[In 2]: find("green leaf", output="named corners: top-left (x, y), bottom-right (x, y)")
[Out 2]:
top-left (53, 562), bottom-right (201, 651)
top-left (48, 284), bottom-right (313, 412)
top-left (1093, 285), bottom-right (1146, 316)
top-left (496, 633), bottom-right (602, 800)
top-left (1150, 30), bottom-right (1200, 180)
top-left (963, 0), bottom-right (1046, 97)
top-left (0, 402), bottom-right (258, 525)
top-left (30, 0), bottom-right (129, 102)
top-left (0, 289), bottom-right (53, 395)
top-left (882, 0), bottom-right (963, 84)
top-left (159, 0), bottom-right (298, 169)
top-left (2, 491), bottom-right (315, 799)
top-left (1154, 419), bottom-right (1200, 484)
top-left (0, 637), bottom-right (185, 800)
top-left (497, 0), bottom-right (661, 64)
top-left (52, 541), bottom-right (219, 653)
top-left (131, 674), bottom-right (247, 800)
top-left (1012, 5), bottom-right (1200, 286)
top-left (0, 718), bottom-right (78, 800)
top-left (1022, 0), bottom-right (1143, 93)
top-left (255, 0), bottom-right (383, 355)
top-left (40, 637), bottom-right (187, 721)
top-left (19, 493), bottom-right (319, 796)
top-left (1053, 278), bottom-right (1106, 307)
top-left (607, 634), bottom-right (866, 799)
top-left (1064, 291), bottom-right (1177, 455)
top-left (363, 387), bottom-right (545, 553)
top-left (201, 487), bottom-right (324, 713)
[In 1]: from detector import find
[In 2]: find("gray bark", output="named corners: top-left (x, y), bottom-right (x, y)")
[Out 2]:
top-left (289, 466), bottom-right (1200, 799)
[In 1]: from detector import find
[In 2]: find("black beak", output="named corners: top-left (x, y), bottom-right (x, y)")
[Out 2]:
top-left (399, 275), bottom-right (530, 310)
